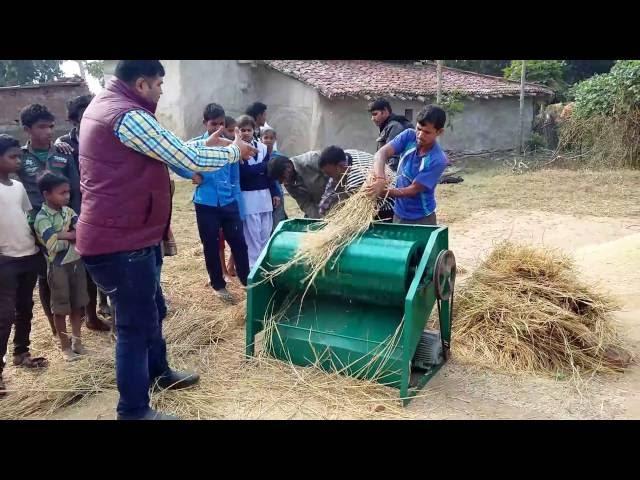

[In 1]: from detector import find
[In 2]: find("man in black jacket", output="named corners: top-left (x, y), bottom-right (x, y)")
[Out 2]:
top-left (368, 98), bottom-right (412, 171)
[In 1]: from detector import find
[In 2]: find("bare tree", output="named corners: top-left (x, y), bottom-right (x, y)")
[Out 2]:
top-left (75, 60), bottom-right (87, 80)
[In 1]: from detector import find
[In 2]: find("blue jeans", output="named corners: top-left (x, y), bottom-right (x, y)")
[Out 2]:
top-left (83, 245), bottom-right (169, 419)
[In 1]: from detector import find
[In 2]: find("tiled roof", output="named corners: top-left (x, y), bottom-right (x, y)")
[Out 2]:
top-left (263, 60), bottom-right (553, 100)
top-left (0, 77), bottom-right (86, 91)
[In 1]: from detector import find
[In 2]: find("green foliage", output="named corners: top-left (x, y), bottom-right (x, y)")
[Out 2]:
top-left (439, 90), bottom-right (465, 130)
top-left (571, 73), bottom-right (618, 117)
top-left (0, 60), bottom-right (63, 87)
top-left (503, 60), bottom-right (568, 96)
top-left (560, 61), bottom-right (640, 169)
top-left (610, 60), bottom-right (640, 111)
top-left (572, 60), bottom-right (640, 117)
top-left (443, 60), bottom-right (613, 87)
top-left (85, 60), bottom-right (105, 87)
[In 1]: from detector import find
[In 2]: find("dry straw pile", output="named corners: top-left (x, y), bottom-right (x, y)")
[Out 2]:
top-left (453, 241), bottom-right (632, 376)
top-left (0, 322), bottom-right (116, 420)
top-left (558, 110), bottom-right (640, 169)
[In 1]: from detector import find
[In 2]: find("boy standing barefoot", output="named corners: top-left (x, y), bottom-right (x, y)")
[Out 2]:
top-left (34, 173), bottom-right (89, 361)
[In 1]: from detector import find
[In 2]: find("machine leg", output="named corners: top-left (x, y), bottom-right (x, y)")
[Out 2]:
top-left (246, 320), bottom-right (255, 357)
top-left (400, 364), bottom-right (410, 404)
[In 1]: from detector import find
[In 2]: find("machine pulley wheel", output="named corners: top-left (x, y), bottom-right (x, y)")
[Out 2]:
top-left (433, 250), bottom-right (456, 301)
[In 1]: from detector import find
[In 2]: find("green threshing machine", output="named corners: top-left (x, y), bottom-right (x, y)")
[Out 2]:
top-left (246, 219), bottom-right (456, 404)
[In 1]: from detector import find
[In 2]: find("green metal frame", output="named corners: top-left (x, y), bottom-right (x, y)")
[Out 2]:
top-left (246, 218), bottom-right (451, 405)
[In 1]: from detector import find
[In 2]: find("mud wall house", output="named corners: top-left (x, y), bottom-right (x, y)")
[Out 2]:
top-left (104, 60), bottom-right (553, 155)
top-left (0, 78), bottom-right (90, 144)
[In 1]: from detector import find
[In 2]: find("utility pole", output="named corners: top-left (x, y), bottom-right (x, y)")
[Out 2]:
top-left (519, 60), bottom-right (527, 154)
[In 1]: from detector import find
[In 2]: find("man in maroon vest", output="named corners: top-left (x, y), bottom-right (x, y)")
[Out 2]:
top-left (78, 60), bottom-right (255, 420)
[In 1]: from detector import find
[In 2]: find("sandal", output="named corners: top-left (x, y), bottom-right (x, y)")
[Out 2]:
top-left (13, 352), bottom-right (48, 368)
top-left (62, 349), bottom-right (80, 362)
top-left (213, 288), bottom-right (236, 304)
top-left (71, 337), bottom-right (86, 355)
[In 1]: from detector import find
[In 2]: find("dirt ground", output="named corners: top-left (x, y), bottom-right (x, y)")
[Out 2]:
top-left (6, 167), bottom-right (640, 420)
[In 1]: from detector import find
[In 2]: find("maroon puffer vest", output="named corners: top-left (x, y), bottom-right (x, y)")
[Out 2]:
top-left (76, 78), bottom-right (171, 256)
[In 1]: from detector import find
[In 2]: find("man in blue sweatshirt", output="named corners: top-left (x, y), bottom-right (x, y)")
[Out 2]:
top-left (172, 104), bottom-right (249, 303)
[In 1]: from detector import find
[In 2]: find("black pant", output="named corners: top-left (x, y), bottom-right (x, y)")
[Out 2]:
top-left (38, 273), bottom-right (52, 319)
top-left (0, 254), bottom-right (45, 372)
top-left (195, 201), bottom-right (249, 290)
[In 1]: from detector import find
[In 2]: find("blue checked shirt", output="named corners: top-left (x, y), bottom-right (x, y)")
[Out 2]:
top-left (114, 110), bottom-right (241, 172)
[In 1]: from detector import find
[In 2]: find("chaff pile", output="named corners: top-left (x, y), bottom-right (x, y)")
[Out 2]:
top-left (453, 241), bottom-right (632, 376)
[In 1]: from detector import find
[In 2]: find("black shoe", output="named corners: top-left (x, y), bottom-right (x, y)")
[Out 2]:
top-left (98, 304), bottom-right (112, 319)
top-left (154, 370), bottom-right (200, 391)
top-left (117, 408), bottom-right (179, 420)
top-left (86, 317), bottom-right (111, 332)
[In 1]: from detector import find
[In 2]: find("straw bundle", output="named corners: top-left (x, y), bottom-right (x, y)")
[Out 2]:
top-left (453, 242), bottom-right (632, 376)
top-left (163, 304), bottom-right (232, 351)
top-left (298, 189), bottom-right (378, 278)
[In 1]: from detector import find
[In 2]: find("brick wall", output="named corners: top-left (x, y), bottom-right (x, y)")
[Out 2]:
top-left (0, 81), bottom-right (91, 144)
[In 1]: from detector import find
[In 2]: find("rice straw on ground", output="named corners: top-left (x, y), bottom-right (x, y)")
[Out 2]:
top-left (453, 241), bottom-right (632, 377)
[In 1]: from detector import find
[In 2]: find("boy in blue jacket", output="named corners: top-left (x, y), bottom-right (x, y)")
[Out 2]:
top-left (172, 104), bottom-right (249, 303)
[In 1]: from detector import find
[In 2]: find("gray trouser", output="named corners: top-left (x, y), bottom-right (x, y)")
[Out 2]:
top-left (393, 212), bottom-right (437, 225)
